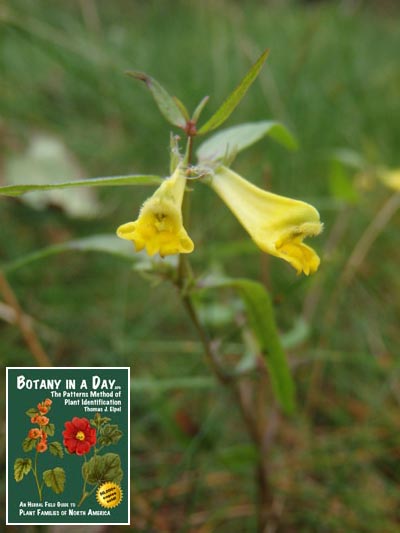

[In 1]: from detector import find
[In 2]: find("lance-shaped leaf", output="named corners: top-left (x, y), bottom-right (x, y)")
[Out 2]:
top-left (197, 121), bottom-right (298, 162)
top-left (14, 458), bottom-right (32, 481)
top-left (2, 234), bottom-right (138, 274)
top-left (197, 49), bottom-right (270, 135)
top-left (25, 407), bottom-right (38, 418)
top-left (0, 174), bottom-right (162, 197)
top-left (200, 277), bottom-right (295, 414)
top-left (127, 71), bottom-right (187, 128)
top-left (43, 467), bottom-right (66, 494)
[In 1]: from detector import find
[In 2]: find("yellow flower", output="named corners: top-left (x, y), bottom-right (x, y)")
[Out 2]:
top-left (380, 168), bottom-right (400, 191)
top-left (210, 166), bottom-right (323, 275)
top-left (117, 165), bottom-right (194, 257)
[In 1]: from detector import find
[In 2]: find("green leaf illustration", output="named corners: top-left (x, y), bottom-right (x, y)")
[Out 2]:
top-left (98, 424), bottom-right (123, 447)
top-left (22, 437), bottom-right (37, 452)
top-left (127, 71), bottom-right (187, 128)
top-left (42, 423), bottom-right (55, 437)
top-left (0, 174), bottom-right (162, 197)
top-left (90, 413), bottom-right (112, 429)
top-left (82, 453), bottom-right (123, 485)
top-left (25, 408), bottom-right (38, 418)
top-left (198, 49), bottom-right (269, 135)
top-left (43, 467), bottom-right (66, 494)
top-left (14, 458), bottom-right (32, 481)
top-left (49, 441), bottom-right (64, 458)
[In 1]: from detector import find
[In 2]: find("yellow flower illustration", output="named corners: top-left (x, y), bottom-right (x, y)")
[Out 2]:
top-left (210, 166), bottom-right (323, 275)
top-left (117, 165), bottom-right (194, 257)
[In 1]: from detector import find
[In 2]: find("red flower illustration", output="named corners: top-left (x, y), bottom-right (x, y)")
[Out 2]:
top-left (36, 440), bottom-right (48, 453)
top-left (37, 403), bottom-right (48, 414)
top-left (62, 417), bottom-right (96, 456)
top-left (36, 415), bottom-right (49, 426)
top-left (28, 428), bottom-right (42, 439)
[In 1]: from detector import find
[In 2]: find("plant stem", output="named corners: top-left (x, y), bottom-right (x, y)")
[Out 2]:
top-left (0, 271), bottom-right (51, 366)
top-left (178, 128), bottom-right (277, 531)
top-left (32, 451), bottom-right (42, 501)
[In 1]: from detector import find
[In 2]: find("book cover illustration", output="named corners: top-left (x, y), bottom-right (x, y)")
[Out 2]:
top-left (6, 367), bottom-right (130, 525)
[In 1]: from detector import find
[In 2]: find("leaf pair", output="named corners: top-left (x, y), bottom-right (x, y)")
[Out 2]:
top-left (127, 49), bottom-right (270, 135)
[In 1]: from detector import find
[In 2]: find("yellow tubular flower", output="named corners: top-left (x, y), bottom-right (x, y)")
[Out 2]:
top-left (210, 166), bottom-right (323, 275)
top-left (117, 165), bottom-right (194, 257)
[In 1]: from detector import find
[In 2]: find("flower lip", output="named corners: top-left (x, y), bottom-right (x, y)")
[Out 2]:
top-left (210, 166), bottom-right (323, 275)
top-left (116, 165), bottom-right (194, 258)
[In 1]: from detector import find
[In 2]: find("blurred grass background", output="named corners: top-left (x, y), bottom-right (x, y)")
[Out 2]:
top-left (1, 0), bottom-right (400, 530)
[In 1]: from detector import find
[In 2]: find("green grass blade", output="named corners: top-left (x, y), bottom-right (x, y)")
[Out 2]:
top-left (127, 71), bottom-right (187, 128)
top-left (2, 235), bottom-right (136, 273)
top-left (131, 376), bottom-right (214, 393)
top-left (0, 175), bottom-right (162, 197)
top-left (197, 49), bottom-right (270, 135)
top-left (197, 120), bottom-right (298, 162)
top-left (202, 277), bottom-right (295, 414)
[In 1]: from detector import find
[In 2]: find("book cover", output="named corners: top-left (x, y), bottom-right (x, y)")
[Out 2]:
top-left (6, 366), bottom-right (130, 525)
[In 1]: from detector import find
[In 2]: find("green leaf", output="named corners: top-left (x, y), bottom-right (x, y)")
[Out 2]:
top-left (127, 71), bottom-right (186, 128)
top-left (197, 49), bottom-right (270, 135)
top-left (0, 174), bottom-right (162, 197)
top-left (200, 278), bottom-right (295, 414)
top-left (42, 423), bottom-right (55, 437)
top-left (49, 441), bottom-right (64, 458)
top-left (98, 424), bottom-right (123, 447)
top-left (197, 120), bottom-right (298, 162)
top-left (329, 160), bottom-right (359, 204)
top-left (192, 95), bottom-right (210, 123)
top-left (131, 376), bottom-right (214, 392)
top-left (82, 453), bottom-right (123, 485)
top-left (331, 148), bottom-right (365, 169)
top-left (173, 96), bottom-right (190, 121)
top-left (217, 444), bottom-right (258, 473)
top-left (22, 437), bottom-right (37, 452)
top-left (14, 458), bottom-right (32, 481)
top-left (25, 407), bottom-right (38, 418)
top-left (90, 413), bottom-right (112, 429)
top-left (4, 133), bottom-right (101, 218)
top-left (3, 234), bottom-right (138, 273)
top-left (43, 467), bottom-right (66, 494)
